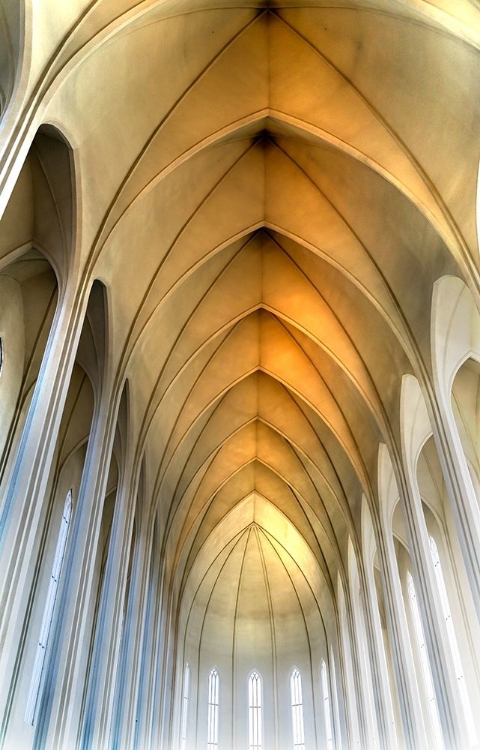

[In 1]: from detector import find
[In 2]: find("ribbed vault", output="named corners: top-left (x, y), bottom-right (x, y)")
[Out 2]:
top-left (1, 2), bottom-right (480, 749)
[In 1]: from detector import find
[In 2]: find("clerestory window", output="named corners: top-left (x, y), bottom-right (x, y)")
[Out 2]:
top-left (207, 668), bottom-right (219, 749)
top-left (180, 662), bottom-right (190, 750)
top-left (248, 671), bottom-right (262, 750)
top-left (290, 668), bottom-right (306, 750)
top-left (321, 660), bottom-right (334, 750)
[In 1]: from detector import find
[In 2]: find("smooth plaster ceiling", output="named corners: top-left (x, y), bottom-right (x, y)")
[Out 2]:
top-left (2, 0), bottom-right (480, 650)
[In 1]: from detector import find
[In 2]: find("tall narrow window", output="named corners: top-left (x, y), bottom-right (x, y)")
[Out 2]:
top-left (321, 660), bottom-right (334, 750)
top-left (406, 572), bottom-right (444, 749)
top-left (25, 490), bottom-right (73, 725)
top-left (329, 649), bottom-right (342, 750)
top-left (207, 668), bottom-right (219, 749)
top-left (290, 668), bottom-right (306, 750)
top-left (0, 337), bottom-right (3, 375)
top-left (248, 671), bottom-right (262, 750)
top-left (429, 536), bottom-right (477, 747)
top-left (180, 662), bottom-right (190, 750)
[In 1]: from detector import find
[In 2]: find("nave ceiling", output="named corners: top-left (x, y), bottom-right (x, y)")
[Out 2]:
top-left (1, 0), bottom-right (480, 698)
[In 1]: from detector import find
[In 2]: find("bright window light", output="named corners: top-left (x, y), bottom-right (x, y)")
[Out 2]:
top-left (321, 660), bottom-right (334, 750)
top-left (248, 671), bottom-right (262, 750)
top-left (207, 668), bottom-right (219, 749)
top-left (290, 668), bottom-right (306, 750)
top-left (180, 662), bottom-right (190, 750)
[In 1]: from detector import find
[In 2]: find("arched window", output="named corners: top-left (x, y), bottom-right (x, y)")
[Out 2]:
top-left (180, 662), bottom-right (190, 750)
top-left (248, 670), bottom-right (262, 750)
top-left (207, 668), bottom-right (219, 749)
top-left (329, 648), bottom-right (342, 750)
top-left (25, 489), bottom-right (73, 725)
top-left (290, 668), bottom-right (306, 750)
top-left (321, 660), bottom-right (334, 750)
top-left (429, 536), bottom-right (477, 746)
top-left (406, 572), bottom-right (443, 748)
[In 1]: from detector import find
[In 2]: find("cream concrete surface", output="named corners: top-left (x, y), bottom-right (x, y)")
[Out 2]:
top-left (1, 2), bottom-right (480, 750)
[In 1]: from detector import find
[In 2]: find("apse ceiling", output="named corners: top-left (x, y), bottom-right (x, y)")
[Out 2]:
top-left (3, 0), bottom-right (480, 632)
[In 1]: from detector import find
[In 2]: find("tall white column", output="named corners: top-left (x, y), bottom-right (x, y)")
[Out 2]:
top-left (360, 553), bottom-right (398, 750)
top-left (431, 393), bottom-right (480, 618)
top-left (110, 507), bottom-right (155, 750)
top-left (337, 577), bottom-right (362, 749)
top-left (0, 280), bottom-right (87, 735)
top-left (79, 445), bottom-right (139, 750)
top-left (398, 464), bottom-right (469, 750)
top-left (131, 537), bottom-right (160, 750)
top-left (32, 381), bottom-right (122, 750)
top-left (376, 527), bottom-right (426, 750)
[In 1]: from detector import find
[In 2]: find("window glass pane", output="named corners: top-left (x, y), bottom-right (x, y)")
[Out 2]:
top-left (321, 661), bottom-right (333, 750)
top-left (207, 668), bottom-right (219, 749)
top-left (249, 671), bottom-right (262, 750)
top-left (180, 662), bottom-right (190, 750)
top-left (290, 668), bottom-right (305, 750)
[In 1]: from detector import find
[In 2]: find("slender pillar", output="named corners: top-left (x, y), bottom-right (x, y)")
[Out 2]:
top-left (348, 551), bottom-right (381, 750)
top-left (398, 461), bottom-right (469, 750)
top-left (360, 556), bottom-right (398, 750)
top-left (431, 392), bottom-right (480, 618)
top-left (79, 446), bottom-right (139, 750)
top-left (33, 382), bottom-right (122, 750)
top-left (131, 535), bottom-right (159, 750)
top-left (110, 508), bottom-right (155, 750)
top-left (337, 578), bottom-right (363, 749)
top-left (376, 527), bottom-right (426, 750)
top-left (0, 281), bottom-right (86, 735)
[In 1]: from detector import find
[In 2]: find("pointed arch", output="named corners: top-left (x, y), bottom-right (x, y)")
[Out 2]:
top-left (290, 667), bottom-right (306, 750)
top-left (248, 670), bottom-right (262, 750)
top-left (207, 667), bottom-right (219, 749)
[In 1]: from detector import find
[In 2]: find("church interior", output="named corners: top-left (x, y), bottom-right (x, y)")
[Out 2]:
top-left (1, 1), bottom-right (480, 749)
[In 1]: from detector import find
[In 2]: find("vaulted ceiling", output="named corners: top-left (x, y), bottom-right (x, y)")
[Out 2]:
top-left (2, 0), bottom-right (480, 649)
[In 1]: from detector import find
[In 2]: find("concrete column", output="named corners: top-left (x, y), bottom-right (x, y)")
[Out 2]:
top-left (337, 577), bottom-right (362, 749)
top-left (110, 509), bottom-right (155, 750)
top-left (348, 549), bottom-right (381, 750)
top-left (33, 383), bottom-right (122, 750)
top-left (376, 528), bottom-right (426, 750)
top-left (79, 448), bottom-right (139, 750)
top-left (360, 556), bottom-right (398, 750)
top-left (130, 552), bottom-right (158, 750)
top-left (431, 392), bottom-right (480, 618)
top-left (398, 463), bottom-right (469, 750)
top-left (146, 553), bottom-right (169, 750)
top-left (0, 281), bottom-right (86, 733)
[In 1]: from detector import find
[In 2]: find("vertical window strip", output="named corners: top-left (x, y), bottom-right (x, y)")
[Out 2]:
top-left (290, 668), bottom-right (306, 750)
top-left (180, 662), bottom-right (190, 750)
top-left (248, 671), bottom-right (262, 750)
top-left (25, 490), bottom-right (72, 725)
top-left (207, 668), bottom-right (219, 749)
top-left (321, 661), bottom-right (334, 750)
top-left (429, 536), bottom-right (477, 747)
top-left (406, 572), bottom-right (444, 749)
top-left (329, 649), bottom-right (342, 750)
